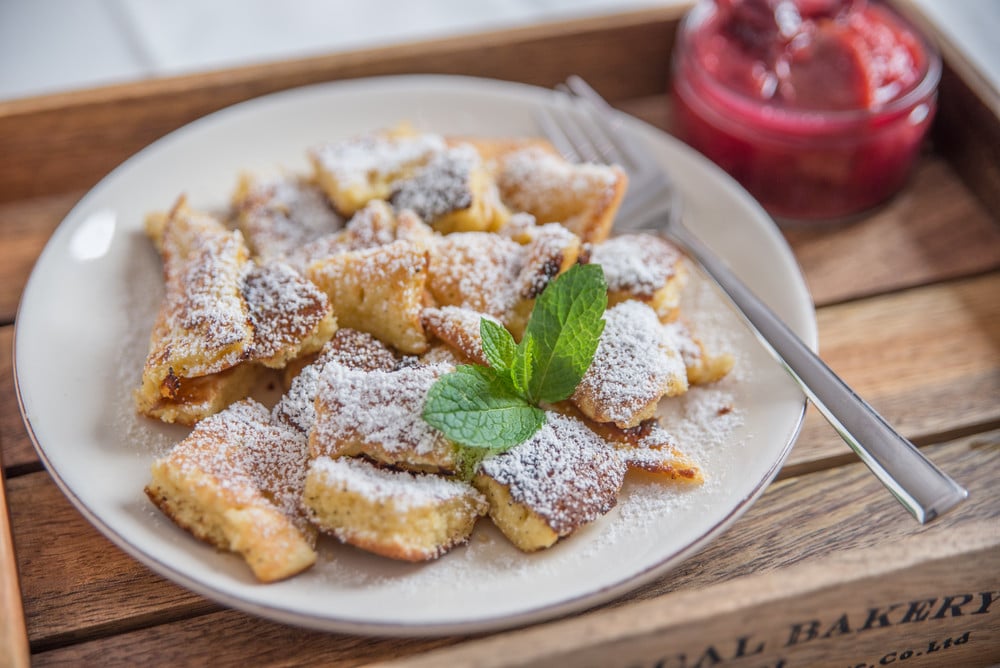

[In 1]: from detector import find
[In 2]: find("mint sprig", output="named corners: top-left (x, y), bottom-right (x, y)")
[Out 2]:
top-left (422, 264), bottom-right (607, 455)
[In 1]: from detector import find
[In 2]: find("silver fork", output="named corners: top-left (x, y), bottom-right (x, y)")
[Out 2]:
top-left (538, 75), bottom-right (968, 524)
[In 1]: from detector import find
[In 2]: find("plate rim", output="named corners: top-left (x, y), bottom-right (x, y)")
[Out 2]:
top-left (12, 73), bottom-right (815, 636)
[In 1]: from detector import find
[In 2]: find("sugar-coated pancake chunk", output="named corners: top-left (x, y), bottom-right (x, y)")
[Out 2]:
top-left (309, 361), bottom-right (460, 473)
top-left (474, 412), bottom-right (627, 552)
top-left (591, 233), bottom-right (687, 322)
top-left (231, 172), bottom-right (342, 261)
top-left (390, 143), bottom-right (508, 234)
top-left (242, 261), bottom-right (337, 368)
top-left (496, 147), bottom-right (626, 243)
top-left (145, 399), bottom-right (317, 582)
top-left (310, 128), bottom-right (446, 215)
top-left (303, 456), bottom-right (487, 561)
top-left (572, 301), bottom-right (688, 428)
top-left (306, 239), bottom-right (430, 354)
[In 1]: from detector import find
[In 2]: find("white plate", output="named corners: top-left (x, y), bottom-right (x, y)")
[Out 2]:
top-left (14, 75), bottom-right (816, 636)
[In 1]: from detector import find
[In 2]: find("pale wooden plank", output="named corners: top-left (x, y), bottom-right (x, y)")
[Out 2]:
top-left (0, 449), bottom-right (30, 668)
top-left (785, 273), bottom-right (1000, 471)
top-left (781, 158), bottom-right (1000, 306)
top-left (22, 433), bottom-right (999, 663)
top-left (386, 524), bottom-right (1000, 668)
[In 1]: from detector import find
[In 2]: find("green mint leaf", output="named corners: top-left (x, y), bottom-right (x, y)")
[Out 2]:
top-left (523, 263), bottom-right (607, 403)
top-left (480, 318), bottom-right (516, 373)
top-left (423, 365), bottom-right (545, 449)
top-left (511, 332), bottom-right (535, 397)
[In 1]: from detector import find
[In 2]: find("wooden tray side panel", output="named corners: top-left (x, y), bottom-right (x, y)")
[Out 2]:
top-left (0, 9), bottom-right (681, 204)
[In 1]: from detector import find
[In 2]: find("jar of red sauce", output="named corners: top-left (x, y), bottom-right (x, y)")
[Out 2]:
top-left (671, 0), bottom-right (941, 222)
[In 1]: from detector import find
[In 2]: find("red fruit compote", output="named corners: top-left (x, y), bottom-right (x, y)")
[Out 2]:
top-left (671, 0), bottom-right (941, 221)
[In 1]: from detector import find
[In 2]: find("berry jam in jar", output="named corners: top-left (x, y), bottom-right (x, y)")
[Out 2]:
top-left (671, 0), bottom-right (941, 222)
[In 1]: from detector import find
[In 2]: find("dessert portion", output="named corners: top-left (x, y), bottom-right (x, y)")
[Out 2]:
top-left (474, 412), bottom-right (627, 552)
top-left (137, 125), bottom-right (735, 581)
top-left (303, 456), bottom-right (487, 562)
top-left (135, 198), bottom-right (336, 425)
top-left (145, 399), bottom-right (317, 582)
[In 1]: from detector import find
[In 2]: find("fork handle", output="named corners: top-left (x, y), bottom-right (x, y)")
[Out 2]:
top-left (665, 221), bottom-right (968, 523)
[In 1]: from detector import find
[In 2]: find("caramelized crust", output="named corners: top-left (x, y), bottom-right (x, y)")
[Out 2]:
top-left (243, 261), bottom-right (337, 368)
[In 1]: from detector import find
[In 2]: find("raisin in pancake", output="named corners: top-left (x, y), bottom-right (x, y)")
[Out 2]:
top-left (145, 399), bottom-right (316, 582)
top-left (391, 143), bottom-right (508, 234)
top-left (303, 456), bottom-right (487, 562)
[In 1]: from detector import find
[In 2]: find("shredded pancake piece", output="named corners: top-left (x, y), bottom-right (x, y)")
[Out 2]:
top-left (573, 300), bottom-right (688, 428)
top-left (474, 411), bottom-right (627, 552)
top-left (145, 399), bottom-right (316, 582)
top-left (303, 456), bottom-right (487, 562)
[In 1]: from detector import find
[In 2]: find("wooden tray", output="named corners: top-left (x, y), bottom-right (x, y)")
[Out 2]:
top-left (1, 6), bottom-right (998, 667)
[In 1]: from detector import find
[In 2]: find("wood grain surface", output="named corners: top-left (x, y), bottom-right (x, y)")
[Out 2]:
top-left (0, 451), bottom-right (30, 668)
top-left (1, 7), bottom-right (998, 667)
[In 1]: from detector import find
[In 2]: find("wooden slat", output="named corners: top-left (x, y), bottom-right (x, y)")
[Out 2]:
top-left (784, 273), bottom-right (1000, 472)
top-left (0, 8), bottom-right (684, 204)
top-left (6, 471), bottom-right (216, 649)
top-left (388, 524), bottom-right (1000, 668)
top-left (27, 434), bottom-right (998, 666)
top-left (0, 451), bottom-right (30, 668)
top-left (0, 191), bottom-right (80, 323)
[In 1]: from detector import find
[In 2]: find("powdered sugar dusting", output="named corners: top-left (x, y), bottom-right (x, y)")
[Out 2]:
top-left (157, 399), bottom-right (311, 531)
top-left (479, 412), bottom-right (626, 534)
top-left (573, 301), bottom-right (687, 425)
top-left (235, 174), bottom-right (342, 260)
top-left (243, 261), bottom-right (331, 362)
top-left (499, 147), bottom-right (616, 212)
top-left (311, 362), bottom-right (453, 457)
top-left (427, 232), bottom-right (523, 317)
top-left (310, 133), bottom-right (446, 192)
top-left (309, 456), bottom-right (480, 512)
top-left (391, 144), bottom-right (477, 221)
top-left (591, 233), bottom-right (682, 297)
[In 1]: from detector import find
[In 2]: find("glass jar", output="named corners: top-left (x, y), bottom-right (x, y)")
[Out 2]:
top-left (671, 0), bottom-right (941, 222)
